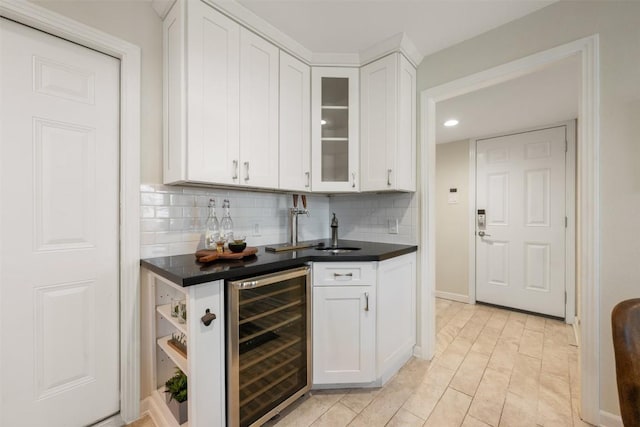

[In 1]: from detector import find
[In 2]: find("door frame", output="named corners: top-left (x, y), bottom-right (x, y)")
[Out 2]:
top-left (0, 0), bottom-right (141, 423)
top-left (466, 120), bottom-right (577, 324)
top-left (419, 36), bottom-right (600, 423)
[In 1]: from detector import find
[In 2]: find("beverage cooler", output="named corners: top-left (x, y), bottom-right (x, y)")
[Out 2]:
top-left (226, 266), bottom-right (311, 427)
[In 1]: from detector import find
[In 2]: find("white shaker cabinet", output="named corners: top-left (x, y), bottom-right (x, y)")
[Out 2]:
top-left (279, 51), bottom-right (311, 192)
top-left (311, 67), bottom-right (360, 192)
top-left (239, 28), bottom-right (280, 189)
top-left (377, 252), bottom-right (416, 384)
top-left (312, 263), bottom-right (376, 385)
top-left (163, 0), bottom-right (279, 189)
top-left (360, 53), bottom-right (416, 192)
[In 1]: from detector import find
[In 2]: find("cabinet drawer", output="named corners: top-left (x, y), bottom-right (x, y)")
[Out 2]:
top-left (313, 262), bottom-right (376, 286)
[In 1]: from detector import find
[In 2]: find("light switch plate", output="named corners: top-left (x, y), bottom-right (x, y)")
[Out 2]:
top-left (388, 218), bottom-right (399, 234)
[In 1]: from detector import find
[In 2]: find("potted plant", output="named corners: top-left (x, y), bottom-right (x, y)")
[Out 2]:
top-left (164, 368), bottom-right (188, 424)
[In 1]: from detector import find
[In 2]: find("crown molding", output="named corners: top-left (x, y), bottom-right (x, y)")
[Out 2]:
top-left (151, 0), bottom-right (175, 19)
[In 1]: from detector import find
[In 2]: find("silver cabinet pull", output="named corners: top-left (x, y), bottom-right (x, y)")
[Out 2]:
top-left (305, 171), bottom-right (310, 188)
top-left (387, 169), bottom-right (392, 186)
top-left (364, 292), bottom-right (369, 311)
top-left (351, 172), bottom-right (356, 188)
top-left (232, 160), bottom-right (238, 180)
top-left (334, 272), bottom-right (353, 278)
top-left (244, 161), bottom-right (250, 181)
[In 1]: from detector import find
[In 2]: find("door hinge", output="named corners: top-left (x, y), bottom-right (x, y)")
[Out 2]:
top-left (565, 216), bottom-right (568, 228)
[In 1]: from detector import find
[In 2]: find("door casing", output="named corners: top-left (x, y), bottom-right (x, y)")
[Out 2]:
top-left (0, 1), bottom-right (141, 423)
top-left (419, 36), bottom-right (600, 424)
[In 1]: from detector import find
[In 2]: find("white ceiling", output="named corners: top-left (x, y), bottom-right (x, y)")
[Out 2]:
top-left (436, 55), bottom-right (580, 144)
top-left (235, 0), bottom-right (555, 57)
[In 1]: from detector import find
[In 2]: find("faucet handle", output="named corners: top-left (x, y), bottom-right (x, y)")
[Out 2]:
top-left (293, 194), bottom-right (298, 208)
top-left (301, 195), bottom-right (307, 209)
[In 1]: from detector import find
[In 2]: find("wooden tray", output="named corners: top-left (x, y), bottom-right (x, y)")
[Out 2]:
top-left (195, 247), bottom-right (258, 263)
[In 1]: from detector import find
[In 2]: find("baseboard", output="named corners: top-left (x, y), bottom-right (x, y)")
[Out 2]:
top-left (572, 317), bottom-right (581, 347)
top-left (435, 290), bottom-right (471, 304)
top-left (92, 414), bottom-right (125, 427)
top-left (600, 410), bottom-right (623, 427)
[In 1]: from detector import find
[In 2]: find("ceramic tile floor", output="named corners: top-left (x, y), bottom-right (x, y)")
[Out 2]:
top-left (131, 298), bottom-right (592, 427)
top-left (265, 298), bottom-right (592, 427)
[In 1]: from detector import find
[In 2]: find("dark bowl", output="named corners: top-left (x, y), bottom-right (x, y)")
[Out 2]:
top-left (228, 242), bottom-right (247, 253)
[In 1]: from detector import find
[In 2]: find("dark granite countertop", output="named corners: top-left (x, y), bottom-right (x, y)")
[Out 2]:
top-left (140, 239), bottom-right (418, 287)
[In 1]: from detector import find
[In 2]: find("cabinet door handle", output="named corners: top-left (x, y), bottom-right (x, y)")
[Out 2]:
top-left (387, 169), bottom-right (392, 186)
top-left (305, 171), bottom-right (310, 188)
top-left (351, 172), bottom-right (356, 188)
top-left (334, 272), bottom-right (353, 278)
top-left (244, 161), bottom-right (250, 181)
top-left (364, 292), bottom-right (369, 312)
top-left (232, 160), bottom-right (238, 180)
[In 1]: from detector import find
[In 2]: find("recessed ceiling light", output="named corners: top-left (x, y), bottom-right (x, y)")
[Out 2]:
top-left (444, 119), bottom-right (459, 127)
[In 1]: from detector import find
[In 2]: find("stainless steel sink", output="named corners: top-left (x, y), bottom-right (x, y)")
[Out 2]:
top-left (316, 247), bottom-right (361, 254)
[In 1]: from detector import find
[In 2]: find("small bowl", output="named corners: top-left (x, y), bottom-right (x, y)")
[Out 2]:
top-left (228, 242), bottom-right (247, 253)
top-left (232, 235), bottom-right (246, 244)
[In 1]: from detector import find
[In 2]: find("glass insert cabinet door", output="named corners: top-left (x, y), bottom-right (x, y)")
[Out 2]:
top-left (311, 67), bottom-right (359, 192)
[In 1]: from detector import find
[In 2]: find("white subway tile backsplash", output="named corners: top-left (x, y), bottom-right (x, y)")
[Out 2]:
top-left (141, 218), bottom-right (170, 232)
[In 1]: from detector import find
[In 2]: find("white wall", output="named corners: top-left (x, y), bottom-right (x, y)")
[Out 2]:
top-left (435, 140), bottom-right (469, 298)
top-left (417, 1), bottom-right (640, 417)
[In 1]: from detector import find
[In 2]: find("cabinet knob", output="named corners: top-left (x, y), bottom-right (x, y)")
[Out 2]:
top-left (201, 308), bottom-right (217, 326)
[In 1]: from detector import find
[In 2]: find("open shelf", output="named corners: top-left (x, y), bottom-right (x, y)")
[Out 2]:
top-left (158, 335), bottom-right (188, 374)
top-left (157, 303), bottom-right (188, 335)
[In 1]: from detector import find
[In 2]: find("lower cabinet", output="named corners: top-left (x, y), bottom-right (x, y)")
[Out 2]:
top-left (312, 253), bottom-right (416, 387)
top-left (313, 285), bottom-right (376, 385)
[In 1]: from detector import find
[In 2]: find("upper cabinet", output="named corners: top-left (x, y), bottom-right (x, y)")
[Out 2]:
top-left (279, 52), bottom-right (311, 192)
top-left (162, 0), bottom-right (417, 193)
top-left (360, 53), bottom-right (416, 192)
top-left (311, 67), bottom-right (360, 192)
top-left (163, 0), bottom-right (278, 189)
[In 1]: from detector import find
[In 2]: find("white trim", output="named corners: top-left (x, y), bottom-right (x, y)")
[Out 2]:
top-left (599, 410), bottom-right (623, 427)
top-left (311, 52), bottom-right (361, 67)
top-left (434, 291), bottom-right (471, 304)
top-left (419, 35), bottom-right (600, 424)
top-left (0, 0), bottom-right (141, 423)
top-left (467, 139), bottom-right (477, 304)
top-left (565, 119), bottom-right (577, 324)
top-left (151, 0), bottom-right (176, 19)
top-left (359, 32), bottom-right (423, 68)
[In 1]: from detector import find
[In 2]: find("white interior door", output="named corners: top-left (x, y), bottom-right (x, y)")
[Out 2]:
top-left (475, 126), bottom-right (567, 317)
top-left (0, 18), bottom-right (120, 426)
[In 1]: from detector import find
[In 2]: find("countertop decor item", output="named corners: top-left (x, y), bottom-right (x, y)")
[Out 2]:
top-left (228, 241), bottom-right (247, 253)
top-left (195, 246), bottom-right (258, 263)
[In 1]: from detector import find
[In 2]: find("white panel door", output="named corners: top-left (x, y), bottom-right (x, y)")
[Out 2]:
top-left (476, 126), bottom-right (566, 317)
top-left (279, 51), bottom-right (311, 192)
top-left (0, 19), bottom-right (120, 426)
top-left (239, 28), bottom-right (279, 189)
top-left (313, 286), bottom-right (375, 385)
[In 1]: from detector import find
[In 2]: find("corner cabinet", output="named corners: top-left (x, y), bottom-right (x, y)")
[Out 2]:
top-left (163, 0), bottom-right (279, 189)
top-left (311, 67), bottom-right (360, 192)
top-left (141, 268), bottom-right (225, 426)
top-left (279, 52), bottom-right (311, 192)
top-left (360, 53), bottom-right (416, 192)
top-left (312, 252), bottom-right (416, 387)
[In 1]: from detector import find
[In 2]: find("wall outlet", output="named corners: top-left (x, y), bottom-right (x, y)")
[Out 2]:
top-left (388, 218), bottom-right (399, 234)
top-left (252, 223), bottom-right (261, 236)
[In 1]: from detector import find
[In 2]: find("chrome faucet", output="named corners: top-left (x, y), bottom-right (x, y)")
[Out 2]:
top-left (290, 195), bottom-right (309, 246)
top-left (331, 213), bottom-right (339, 247)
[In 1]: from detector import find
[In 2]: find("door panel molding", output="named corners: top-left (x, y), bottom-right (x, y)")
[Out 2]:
top-left (0, 1), bottom-right (141, 423)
